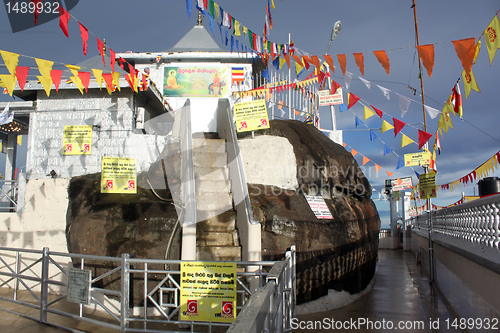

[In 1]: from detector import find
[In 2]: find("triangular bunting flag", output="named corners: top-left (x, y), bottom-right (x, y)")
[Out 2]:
top-left (78, 72), bottom-right (91, 93)
top-left (393, 117), bottom-right (406, 137)
top-left (347, 92), bottom-right (360, 109)
top-left (0, 75), bottom-right (16, 96)
top-left (58, 5), bottom-right (70, 38)
top-left (396, 157), bottom-right (405, 169)
top-left (337, 54), bottom-right (347, 75)
top-left (398, 94), bottom-right (411, 117)
top-left (452, 37), bottom-right (476, 75)
top-left (339, 104), bottom-right (347, 112)
top-left (401, 133), bottom-right (414, 147)
top-left (377, 85), bottom-right (390, 100)
top-left (92, 69), bottom-right (104, 89)
top-left (15, 66), bottom-right (29, 91)
top-left (362, 155), bottom-right (370, 166)
top-left (386, 170), bottom-right (393, 177)
top-left (364, 106), bottom-right (376, 121)
top-left (370, 130), bottom-right (378, 141)
top-left (373, 50), bottom-right (390, 75)
top-left (418, 129), bottom-right (433, 149)
top-left (355, 116), bottom-right (363, 128)
top-left (102, 73), bottom-right (114, 94)
top-left (381, 120), bottom-right (394, 133)
top-left (324, 54), bottom-right (335, 73)
top-left (97, 38), bottom-right (106, 66)
top-left (383, 144), bottom-right (392, 156)
top-left (451, 83), bottom-right (463, 117)
top-left (0, 50), bottom-right (19, 76)
top-left (424, 105), bottom-right (441, 119)
top-left (37, 75), bottom-right (53, 96)
top-left (78, 22), bottom-right (89, 56)
top-left (353, 53), bottom-right (364, 76)
top-left (484, 15), bottom-right (500, 65)
top-left (461, 69), bottom-right (480, 100)
top-left (416, 44), bottom-right (435, 77)
top-left (70, 75), bottom-right (84, 94)
top-left (370, 105), bottom-right (383, 118)
top-left (375, 163), bottom-right (382, 173)
top-left (50, 69), bottom-right (62, 92)
top-left (359, 77), bottom-right (371, 89)
top-left (344, 71), bottom-right (352, 89)
top-left (351, 148), bottom-right (358, 157)
top-left (35, 58), bottom-right (54, 77)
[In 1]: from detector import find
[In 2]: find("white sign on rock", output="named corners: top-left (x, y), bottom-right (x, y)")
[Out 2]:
top-left (305, 195), bottom-right (333, 219)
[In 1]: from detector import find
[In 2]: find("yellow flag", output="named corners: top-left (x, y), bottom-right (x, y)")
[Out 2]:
top-left (461, 69), bottom-right (480, 100)
top-left (112, 72), bottom-right (120, 92)
top-left (37, 75), bottom-right (53, 96)
top-left (66, 64), bottom-right (81, 77)
top-left (92, 69), bottom-right (103, 89)
top-left (0, 74), bottom-right (16, 96)
top-left (473, 39), bottom-right (481, 64)
top-left (441, 101), bottom-right (454, 133)
top-left (70, 76), bottom-right (84, 95)
top-left (214, 3), bottom-right (220, 21)
top-left (484, 15), bottom-right (500, 65)
top-left (243, 26), bottom-right (248, 35)
top-left (295, 62), bottom-right (304, 76)
top-left (270, 0), bottom-right (275, 9)
top-left (35, 58), bottom-right (54, 77)
top-left (279, 57), bottom-right (286, 70)
top-left (0, 50), bottom-right (19, 76)
top-left (363, 106), bottom-right (376, 121)
top-left (381, 120), bottom-right (394, 133)
top-left (234, 20), bottom-right (241, 37)
top-left (401, 133), bottom-right (414, 147)
top-left (17, 135), bottom-right (22, 146)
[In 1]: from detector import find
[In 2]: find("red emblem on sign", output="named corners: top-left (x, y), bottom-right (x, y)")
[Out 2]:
top-left (83, 144), bottom-right (90, 152)
top-left (65, 144), bottom-right (72, 152)
top-left (260, 118), bottom-right (268, 126)
top-left (240, 121), bottom-right (247, 129)
top-left (222, 301), bottom-right (233, 315)
top-left (128, 180), bottom-right (135, 189)
top-left (186, 300), bottom-right (198, 314)
top-left (106, 180), bottom-right (113, 189)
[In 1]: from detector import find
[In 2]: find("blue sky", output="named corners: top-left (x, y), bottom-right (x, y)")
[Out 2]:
top-left (1, 0), bottom-right (499, 226)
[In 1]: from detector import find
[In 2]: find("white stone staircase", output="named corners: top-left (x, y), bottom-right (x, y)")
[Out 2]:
top-left (192, 137), bottom-right (241, 261)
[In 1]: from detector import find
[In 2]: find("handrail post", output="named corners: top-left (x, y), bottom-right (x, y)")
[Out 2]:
top-left (120, 253), bottom-right (130, 333)
top-left (40, 247), bottom-right (49, 323)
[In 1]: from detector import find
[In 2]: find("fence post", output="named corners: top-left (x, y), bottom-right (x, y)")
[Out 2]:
top-left (120, 253), bottom-right (130, 333)
top-left (40, 247), bottom-right (49, 323)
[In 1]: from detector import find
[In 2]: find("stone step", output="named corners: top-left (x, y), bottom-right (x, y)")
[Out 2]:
top-left (196, 231), bottom-right (238, 247)
top-left (195, 179), bottom-right (230, 194)
top-left (197, 246), bottom-right (241, 261)
top-left (196, 192), bottom-right (233, 212)
top-left (196, 211), bottom-right (236, 230)
top-left (194, 166), bottom-right (229, 182)
top-left (192, 138), bottom-right (227, 153)
top-left (193, 152), bottom-right (227, 168)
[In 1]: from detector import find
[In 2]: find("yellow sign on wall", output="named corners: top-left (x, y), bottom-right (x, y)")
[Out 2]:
top-left (63, 125), bottom-right (92, 155)
top-left (234, 99), bottom-right (270, 132)
top-left (404, 151), bottom-right (431, 166)
top-left (180, 261), bottom-right (237, 323)
top-left (100, 157), bottom-right (137, 194)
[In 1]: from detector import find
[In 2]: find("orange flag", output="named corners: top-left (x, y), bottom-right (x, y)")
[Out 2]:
top-left (278, 100), bottom-right (283, 109)
top-left (416, 44), bottom-right (435, 77)
top-left (293, 55), bottom-right (303, 66)
top-left (452, 38), bottom-right (476, 75)
top-left (374, 163), bottom-right (382, 173)
top-left (386, 170), bottom-right (393, 177)
top-left (353, 53), bottom-right (364, 76)
top-left (324, 54), bottom-right (335, 73)
top-left (362, 155), bottom-right (370, 166)
top-left (373, 50), bottom-right (390, 75)
top-left (351, 148), bottom-right (358, 157)
top-left (337, 54), bottom-right (347, 75)
top-left (310, 55), bottom-right (321, 73)
top-left (284, 54), bottom-right (291, 69)
top-left (342, 142), bottom-right (347, 147)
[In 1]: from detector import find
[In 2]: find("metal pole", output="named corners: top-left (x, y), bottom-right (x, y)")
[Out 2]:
top-left (120, 253), bottom-right (130, 332)
top-left (288, 33), bottom-right (292, 120)
top-left (40, 247), bottom-right (49, 323)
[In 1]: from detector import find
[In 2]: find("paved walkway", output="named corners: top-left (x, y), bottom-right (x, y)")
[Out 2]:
top-left (295, 249), bottom-right (460, 332)
top-left (0, 250), bottom-right (459, 332)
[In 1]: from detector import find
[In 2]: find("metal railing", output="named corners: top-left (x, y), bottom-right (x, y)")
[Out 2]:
top-left (0, 180), bottom-right (18, 212)
top-left (0, 246), bottom-right (296, 332)
top-left (412, 194), bottom-right (500, 249)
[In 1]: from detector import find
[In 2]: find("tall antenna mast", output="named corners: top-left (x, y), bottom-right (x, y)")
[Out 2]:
top-left (412, 0), bottom-right (427, 133)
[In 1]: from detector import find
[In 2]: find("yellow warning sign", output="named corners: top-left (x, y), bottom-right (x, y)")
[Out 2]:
top-left (180, 261), bottom-right (237, 323)
top-left (63, 125), bottom-right (92, 155)
top-left (234, 99), bottom-right (270, 132)
top-left (100, 157), bottom-right (137, 194)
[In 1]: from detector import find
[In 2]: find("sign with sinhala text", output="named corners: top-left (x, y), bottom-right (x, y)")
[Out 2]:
top-left (233, 99), bottom-right (270, 132)
top-left (63, 125), bottom-right (92, 155)
top-left (180, 261), bottom-right (237, 323)
top-left (404, 151), bottom-right (431, 166)
top-left (419, 172), bottom-right (437, 200)
top-left (163, 66), bottom-right (228, 97)
top-left (318, 87), bottom-right (343, 106)
top-left (101, 157), bottom-right (137, 194)
top-left (391, 177), bottom-right (413, 191)
top-left (304, 195), bottom-right (333, 219)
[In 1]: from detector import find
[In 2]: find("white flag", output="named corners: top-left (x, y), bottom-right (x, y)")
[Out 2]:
top-left (424, 105), bottom-right (441, 119)
top-left (0, 103), bottom-right (13, 125)
top-left (398, 94), bottom-right (411, 117)
top-left (377, 84), bottom-right (391, 100)
top-left (344, 71), bottom-right (352, 89)
top-left (359, 77), bottom-right (371, 89)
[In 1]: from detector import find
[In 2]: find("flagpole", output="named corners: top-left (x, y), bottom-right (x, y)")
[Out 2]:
top-left (412, 0), bottom-right (434, 283)
top-left (288, 33), bottom-right (292, 120)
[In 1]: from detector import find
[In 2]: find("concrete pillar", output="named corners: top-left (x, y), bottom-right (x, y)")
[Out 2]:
top-left (2, 134), bottom-right (17, 210)
top-left (181, 223), bottom-right (197, 260)
top-left (390, 194), bottom-right (399, 249)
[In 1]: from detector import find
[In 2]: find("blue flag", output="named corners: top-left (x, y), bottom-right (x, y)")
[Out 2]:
top-left (396, 157), bottom-right (405, 170)
top-left (209, 15), bottom-right (214, 34)
top-left (273, 57), bottom-right (280, 70)
top-left (355, 116), bottom-right (362, 128)
top-left (231, 35), bottom-right (234, 52)
top-left (384, 144), bottom-right (392, 156)
top-left (262, 68), bottom-right (270, 82)
top-left (339, 104), bottom-right (347, 112)
top-left (186, 0), bottom-right (192, 17)
top-left (370, 130), bottom-right (378, 141)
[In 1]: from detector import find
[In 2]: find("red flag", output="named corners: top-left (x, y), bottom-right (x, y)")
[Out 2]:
top-left (393, 117), bottom-right (406, 137)
top-left (109, 48), bottom-right (116, 72)
top-left (418, 129), bottom-right (433, 149)
top-left (58, 5), bottom-right (70, 38)
top-left (78, 22), bottom-right (89, 56)
top-left (331, 80), bottom-right (341, 94)
top-left (416, 44), bottom-right (435, 77)
top-left (118, 57), bottom-right (126, 71)
top-left (15, 66), bottom-right (30, 91)
top-left (370, 105), bottom-right (383, 118)
top-left (337, 54), bottom-right (347, 75)
top-left (373, 50), bottom-right (390, 75)
top-left (353, 53), bottom-right (364, 76)
top-left (347, 92), bottom-right (360, 109)
top-left (102, 73), bottom-right (114, 92)
top-left (78, 72), bottom-right (91, 93)
top-left (33, 0), bottom-right (42, 25)
top-left (97, 38), bottom-right (105, 66)
top-left (50, 69), bottom-right (62, 92)
top-left (452, 38), bottom-right (475, 75)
